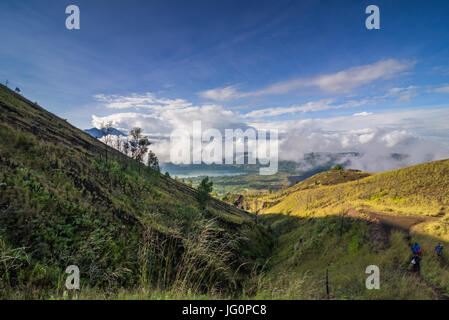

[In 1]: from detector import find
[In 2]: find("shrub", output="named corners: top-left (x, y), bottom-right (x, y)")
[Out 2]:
top-left (196, 177), bottom-right (213, 208)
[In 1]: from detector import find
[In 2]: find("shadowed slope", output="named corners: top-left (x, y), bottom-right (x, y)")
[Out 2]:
top-left (0, 84), bottom-right (272, 298)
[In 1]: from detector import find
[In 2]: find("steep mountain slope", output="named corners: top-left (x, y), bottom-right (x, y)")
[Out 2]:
top-left (0, 84), bottom-right (272, 298)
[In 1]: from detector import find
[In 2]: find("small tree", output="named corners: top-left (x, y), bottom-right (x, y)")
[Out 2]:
top-left (115, 135), bottom-right (122, 153)
top-left (129, 127), bottom-right (142, 159)
top-left (101, 121), bottom-right (113, 140)
top-left (129, 127), bottom-right (151, 163)
top-left (137, 138), bottom-right (151, 163)
top-left (123, 141), bottom-right (130, 156)
top-left (332, 164), bottom-right (343, 171)
top-left (196, 177), bottom-right (213, 208)
top-left (5, 80), bottom-right (9, 87)
top-left (147, 150), bottom-right (159, 172)
top-left (100, 121), bottom-right (113, 161)
top-left (14, 87), bottom-right (21, 94)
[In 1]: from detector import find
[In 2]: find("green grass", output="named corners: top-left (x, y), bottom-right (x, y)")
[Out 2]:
top-left (260, 160), bottom-right (448, 217)
top-left (2, 83), bottom-right (449, 300)
top-left (188, 172), bottom-right (291, 196)
top-left (0, 84), bottom-right (272, 299)
top-left (246, 159), bottom-right (449, 299)
top-left (254, 214), bottom-right (442, 299)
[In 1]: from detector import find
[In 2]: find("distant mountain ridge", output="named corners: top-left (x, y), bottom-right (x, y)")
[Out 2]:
top-left (84, 127), bottom-right (126, 138)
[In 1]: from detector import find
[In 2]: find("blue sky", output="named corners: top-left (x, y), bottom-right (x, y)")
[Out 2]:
top-left (1, 0), bottom-right (449, 170)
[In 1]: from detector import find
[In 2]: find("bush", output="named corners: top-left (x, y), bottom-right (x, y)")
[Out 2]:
top-left (332, 164), bottom-right (343, 171)
top-left (196, 177), bottom-right (213, 208)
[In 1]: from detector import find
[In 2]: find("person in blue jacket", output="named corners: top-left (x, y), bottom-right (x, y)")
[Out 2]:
top-left (412, 243), bottom-right (421, 255)
top-left (436, 243), bottom-right (443, 257)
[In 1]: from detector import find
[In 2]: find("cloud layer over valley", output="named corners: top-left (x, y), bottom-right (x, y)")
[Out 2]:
top-left (91, 59), bottom-right (449, 173)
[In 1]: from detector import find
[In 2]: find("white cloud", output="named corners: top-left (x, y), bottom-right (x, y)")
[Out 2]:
top-left (92, 93), bottom-right (251, 145)
top-left (92, 96), bottom-right (252, 163)
top-left (434, 85), bottom-right (449, 93)
top-left (432, 66), bottom-right (449, 76)
top-left (310, 59), bottom-right (414, 93)
top-left (353, 112), bottom-right (373, 116)
top-left (278, 126), bottom-right (449, 172)
top-left (244, 99), bottom-right (370, 118)
top-left (92, 105), bottom-right (248, 136)
top-left (248, 107), bottom-right (449, 172)
top-left (91, 113), bottom-right (172, 136)
top-left (243, 83), bottom-right (421, 119)
top-left (93, 93), bottom-right (192, 110)
top-left (93, 91), bottom-right (449, 171)
top-left (199, 85), bottom-right (244, 101)
top-left (383, 85), bottom-right (418, 102)
top-left (200, 59), bottom-right (415, 101)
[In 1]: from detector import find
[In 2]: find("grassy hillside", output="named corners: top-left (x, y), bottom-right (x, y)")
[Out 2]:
top-left (231, 169), bottom-right (372, 214)
top-left (0, 84), bottom-right (272, 299)
top-left (254, 214), bottom-right (444, 299)
top-left (251, 161), bottom-right (449, 299)
top-left (261, 161), bottom-right (448, 217)
top-left (2, 83), bottom-right (449, 300)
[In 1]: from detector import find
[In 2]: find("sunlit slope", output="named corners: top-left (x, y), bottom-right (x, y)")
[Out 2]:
top-left (245, 169), bottom-right (371, 214)
top-left (255, 164), bottom-right (449, 299)
top-left (261, 160), bottom-right (448, 217)
top-left (0, 84), bottom-right (271, 298)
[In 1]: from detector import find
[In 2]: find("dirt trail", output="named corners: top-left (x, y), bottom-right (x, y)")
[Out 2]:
top-left (364, 211), bottom-right (438, 232)
top-left (347, 208), bottom-right (439, 232)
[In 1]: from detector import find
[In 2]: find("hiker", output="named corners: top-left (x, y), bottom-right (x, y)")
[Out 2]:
top-left (412, 242), bottom-right (422, 255)
top-left (435, 243), bottom-right (443, 258)
top-left (411, 253), bottom-right (422, 273)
